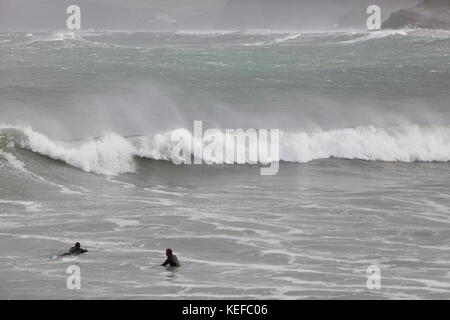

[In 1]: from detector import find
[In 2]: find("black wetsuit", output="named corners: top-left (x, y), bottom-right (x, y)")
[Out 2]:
top-left (62, 246), bottom-right (88, 256)
top-left (161, 255), bottom-right (180, 267)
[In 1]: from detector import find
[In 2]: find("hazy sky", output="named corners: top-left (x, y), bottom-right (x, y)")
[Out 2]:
top-left (0, 0), bottom-right (422, 30)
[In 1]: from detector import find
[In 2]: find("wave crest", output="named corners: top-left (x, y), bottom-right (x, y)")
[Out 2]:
top-left (1, 125), bottom-right (450, 175)
top-left (1, 126), bottom-right (135, 175)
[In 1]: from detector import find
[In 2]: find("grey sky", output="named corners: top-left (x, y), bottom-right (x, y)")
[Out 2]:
top-left (0, 0), bottom-right (422, 31)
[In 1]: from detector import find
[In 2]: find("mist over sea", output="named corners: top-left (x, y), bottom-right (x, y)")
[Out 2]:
top-left (1, 29), bottom-right (450, 299)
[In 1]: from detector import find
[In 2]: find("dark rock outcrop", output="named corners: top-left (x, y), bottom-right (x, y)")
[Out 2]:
top-left (382, 0), bottom-right (450, 29)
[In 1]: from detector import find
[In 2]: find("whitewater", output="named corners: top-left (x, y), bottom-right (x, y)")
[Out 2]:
top-left (1, 29), bottom-right (450, 299)
top-left (1, 124), bottom-right (450, 175)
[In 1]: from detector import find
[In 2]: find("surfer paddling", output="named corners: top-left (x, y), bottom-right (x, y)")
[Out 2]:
top-left (161, 248), bottom-right (180, 267)
top-left (61, 242), bottom-right (88, 256)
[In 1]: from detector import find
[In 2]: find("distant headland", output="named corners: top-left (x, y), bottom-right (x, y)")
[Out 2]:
top-left (382, 0), bottom-right (450, 29)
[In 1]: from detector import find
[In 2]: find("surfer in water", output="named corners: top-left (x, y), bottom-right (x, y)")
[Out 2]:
top-left (161, 248), bottom-right (180, 267)
top-left (62, 242), bottom-right (88, 256)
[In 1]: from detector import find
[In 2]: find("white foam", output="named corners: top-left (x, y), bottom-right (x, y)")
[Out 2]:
top-left (280, 125), bottom-right (450, 163)
top-left (135, 125), bottom-right (450, 164)
top-left (105, 218), bottom-right (140, 228)
top-left (0, 151), bottom-right (27, 173)
top-left (175, 30), bottom-right (238, 36)
top-left (18, 127), bottom-right (136, 175)
top-left (0, 200), bottom-right (42, 212)
top-left (273, 33), bottom-right (303, 43)
top-left (340, 29), bottom-right (408, 44)
top-left (31, 32), bottom-right (79, 43)
top-left (2, 124), bottom-right (450, 175)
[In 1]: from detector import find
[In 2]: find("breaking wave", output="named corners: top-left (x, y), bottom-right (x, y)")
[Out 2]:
top-left (1, 125), bottom-right (450, 175)
top-left (2, 29), bottom-right (449, 50)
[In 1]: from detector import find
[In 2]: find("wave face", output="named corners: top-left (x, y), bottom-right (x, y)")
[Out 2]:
top-left (0, 126), bottom-right (136, 175)
top-left (1, 29), bottom-right (449, 175)
top-left (1, 125), bottom-right (450, 175)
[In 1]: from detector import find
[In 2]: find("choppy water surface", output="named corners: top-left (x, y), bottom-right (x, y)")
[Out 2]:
top-left (1, 29), bottom-right (450, 299)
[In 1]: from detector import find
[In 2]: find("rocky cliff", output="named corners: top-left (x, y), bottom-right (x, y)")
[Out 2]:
top-left (382, 0), bottom-right (450, 29)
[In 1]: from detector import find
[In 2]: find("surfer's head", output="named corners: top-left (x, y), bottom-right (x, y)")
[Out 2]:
top-left (166, 248), bottom-right (173, 257)
top-left (75, 242), bottom-right (81, 249)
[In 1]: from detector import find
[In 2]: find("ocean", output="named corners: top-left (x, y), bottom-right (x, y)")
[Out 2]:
top-left (0, 29), bottom-right (450, 299)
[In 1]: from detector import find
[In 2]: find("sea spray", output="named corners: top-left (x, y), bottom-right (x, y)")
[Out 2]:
top-left (1, 124), bottom-right (450, 176)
